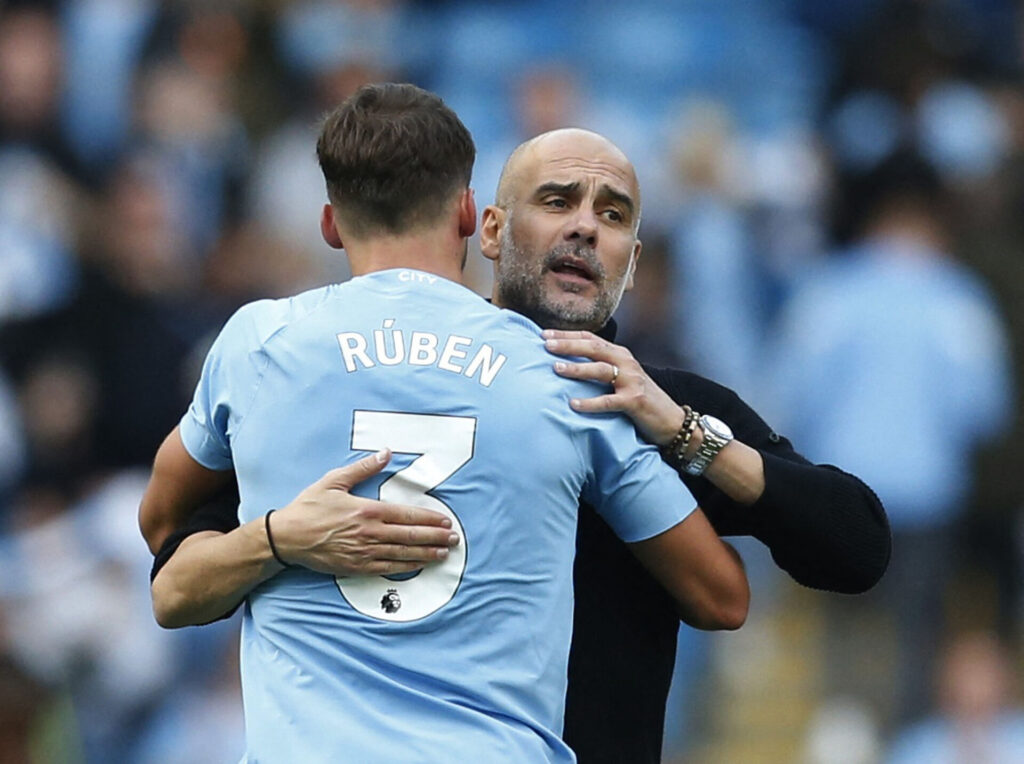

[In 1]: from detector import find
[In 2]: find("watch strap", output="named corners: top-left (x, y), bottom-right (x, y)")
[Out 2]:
top-left (684, 417), bottom-right (731, 476)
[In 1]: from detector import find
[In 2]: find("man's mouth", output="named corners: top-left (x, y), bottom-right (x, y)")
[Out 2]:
top-left (548, 256), bottom-right (596, 283)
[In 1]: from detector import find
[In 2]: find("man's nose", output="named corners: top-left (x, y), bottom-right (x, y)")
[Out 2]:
top-left (565, 209), bottom-right (598, 247)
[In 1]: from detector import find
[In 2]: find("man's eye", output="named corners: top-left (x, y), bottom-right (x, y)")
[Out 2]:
top-left (603, 209), bottom-right (623, 222)
top-left (545, 198), bottom-right (568, 208)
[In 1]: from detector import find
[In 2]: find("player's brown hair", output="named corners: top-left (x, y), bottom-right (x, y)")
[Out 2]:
top-left (316, 83), bottom-right (476, 237)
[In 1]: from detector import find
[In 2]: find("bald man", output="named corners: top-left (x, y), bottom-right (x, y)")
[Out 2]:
top-left (146, 128), bottom-right (890, 762)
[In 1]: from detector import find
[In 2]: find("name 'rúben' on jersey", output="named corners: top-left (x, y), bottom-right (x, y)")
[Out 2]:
top-left (337, 319), bottom-right (508, 387)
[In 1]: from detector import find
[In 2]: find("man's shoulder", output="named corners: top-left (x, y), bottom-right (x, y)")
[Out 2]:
top-left (641, 364), bottom-right (739, 402)
top-left (224, 286), bottom-right (334, 348)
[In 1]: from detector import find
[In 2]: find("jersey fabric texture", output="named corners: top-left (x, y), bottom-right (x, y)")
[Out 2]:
top-left (178, 269), bottom-right (694, 764)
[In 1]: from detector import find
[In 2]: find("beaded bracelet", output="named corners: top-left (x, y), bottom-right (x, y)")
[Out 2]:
top-left (662, 406), bottom-right (700, 466)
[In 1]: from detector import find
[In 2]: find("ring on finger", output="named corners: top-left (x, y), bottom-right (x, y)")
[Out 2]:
top-left (610, 364), bottom-right (619, 384)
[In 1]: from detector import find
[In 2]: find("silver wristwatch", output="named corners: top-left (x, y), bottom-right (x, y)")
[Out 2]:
top-left (684, 415), bottom-right (734, 476)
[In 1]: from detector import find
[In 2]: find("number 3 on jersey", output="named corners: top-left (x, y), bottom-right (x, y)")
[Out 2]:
top-left (336, 411), bottom-right (476, 622)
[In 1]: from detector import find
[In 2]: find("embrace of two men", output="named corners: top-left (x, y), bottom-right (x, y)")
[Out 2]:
top-left (140, 83), bottom-right (888, 763)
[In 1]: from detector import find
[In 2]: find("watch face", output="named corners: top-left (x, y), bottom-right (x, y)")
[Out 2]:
top-left (701, 415), bottom-right (733, 440)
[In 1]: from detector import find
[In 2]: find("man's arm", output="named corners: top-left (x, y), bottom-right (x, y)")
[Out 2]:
top-left (140, 426), bottom-right (232, 555)
top-left (152, 527), bottom-right (275, 628)
top-left (151, 450), bottom-right (461, 628)
top-left (544, 329), bottom-right (891, 594)
top-left (628, 509), bottom-right (748, 631)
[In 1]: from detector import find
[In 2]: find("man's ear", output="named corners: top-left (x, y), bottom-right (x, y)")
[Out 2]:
top-left (624, 239), bottom-right (642, 291)
top-left (458, 188), bottom-right (477, 238)
top-left (320, 204), bottom-right (344, 249)
top-left (479, 205), bottom-right (506, 261)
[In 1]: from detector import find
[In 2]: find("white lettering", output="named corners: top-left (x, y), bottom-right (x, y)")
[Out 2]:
top-left (337, 328), bottom-right (506, 386)
top-left (373, 320), bottom-right (405, 366)
top-left (438, 335), bottom-right (472, 373)
top-left (409, 332), bottom-right (439, 365)
top-left (398, 270), bottom-right (437, 284)
top-left (337, 332), bottom-right (375, 372)
top-left (464, 345), bottom-right (508, 388)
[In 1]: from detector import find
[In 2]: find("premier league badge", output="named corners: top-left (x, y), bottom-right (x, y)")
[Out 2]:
top-left (381, 588), bottom-right (401, 614)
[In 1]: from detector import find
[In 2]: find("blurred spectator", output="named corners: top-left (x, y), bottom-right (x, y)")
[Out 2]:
top-left (661, 96), bottom-right (831, 401)
top-left (247, 58), bottom-right (392, 286)
top-left (276, 0), bottom-right (414, 77)
top-left (0, 4), bottom-right (83, 182)
top-left (803, 697), bottom-right (883, 764)
top-left (614, 234), bottom-right (686, 370)
top-left (1, 156), bottom-right (218, 474)
top-left (768, 153), bottom-right (1014, 726)
top-left (132, 634), bottom-right (244, 764)
top-left (0, 370), bottom-right (25, 507)
top-left (0, 470), bottom-right (238, 762)
top-left (664, 99), bottom-right (763, 394)
top-left (60, 0), bottom-right (160, 173)
top-left (16, 353), bottom-right (98, 496)
top-left (886, 631), bottom-right (1024, 763)
top-left (0, 652), bottom-right (52, 764)
top-left (0, 5), bottom-right (83, 324)
top-left (132, 56), bottom-right (250, 256)
top-left (0, 153), bottom-right (80, 323)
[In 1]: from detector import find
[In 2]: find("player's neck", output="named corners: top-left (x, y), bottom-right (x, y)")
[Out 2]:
top-left (347, 227), bottom-right (466, 284)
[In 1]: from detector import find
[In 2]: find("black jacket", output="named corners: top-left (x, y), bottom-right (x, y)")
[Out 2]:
top-left (563, 361), bottom-right (890, 764)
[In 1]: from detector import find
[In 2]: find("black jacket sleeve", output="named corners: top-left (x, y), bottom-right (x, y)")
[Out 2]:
top-left (149, 482), bottom-right (243, 623)
top-left (646, 365), bottom-right (891, 594)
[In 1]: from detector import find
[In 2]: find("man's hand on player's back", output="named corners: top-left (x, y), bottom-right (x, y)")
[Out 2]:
top-left (271, 449), bottom-right (461, 577)
top-left (150, 449), bottom-right (461, 629)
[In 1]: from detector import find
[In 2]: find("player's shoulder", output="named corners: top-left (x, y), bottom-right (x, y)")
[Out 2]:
top-left (225, 285), bottom-right (335, 347)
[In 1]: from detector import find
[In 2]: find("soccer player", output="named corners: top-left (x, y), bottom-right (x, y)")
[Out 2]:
top-left (140, 84), bottom-right (748, 763)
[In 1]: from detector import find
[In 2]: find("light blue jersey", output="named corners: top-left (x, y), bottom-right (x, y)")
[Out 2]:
top-left (180, 269), bottom-right (695, 763)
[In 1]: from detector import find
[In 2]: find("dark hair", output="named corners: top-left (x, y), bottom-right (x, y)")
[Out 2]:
top-left (316, 83), bottom-right (475, 237)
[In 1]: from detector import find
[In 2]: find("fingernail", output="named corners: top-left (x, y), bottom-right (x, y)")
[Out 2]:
top-left (448, 533), bottom-right (460, 545)
top-left (541, 329), bottom-right (554, 338)
top-left (437, 548), bottom-right (449, 560)
top-left (554, 362), bottom-right (567, 372)
top-left (442, 518), bottom-right (452, 528)
top-left (375, 449), bottom-right (390, 463)
top-left (570, 399), bottom-right (581, 408)
top-left (544, 339), bottom-right (556, 348)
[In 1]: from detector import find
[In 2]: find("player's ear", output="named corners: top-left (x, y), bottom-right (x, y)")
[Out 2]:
top-left (458, 188), bottom-right (477, 238)
top-left (624, 239), bottom-right (642, 291)
top-left (320, 204), bottom-right (344, 249)
top-left (479, 205), bottom-right (506, 262)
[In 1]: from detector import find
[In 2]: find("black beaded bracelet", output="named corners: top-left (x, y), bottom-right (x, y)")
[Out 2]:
top-left (264, 510), bottom-right (293, 568)
top-left (663, 406), bottom-right (700, 466)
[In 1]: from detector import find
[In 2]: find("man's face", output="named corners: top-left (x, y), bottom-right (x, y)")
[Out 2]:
top-left (486, 132), bottom-right (641, 331)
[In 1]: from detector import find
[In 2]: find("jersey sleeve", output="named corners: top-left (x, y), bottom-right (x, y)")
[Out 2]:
top-left (580, 414), bottom-right (696, 542)
top-left (179, 302), bottom-right (270, 470)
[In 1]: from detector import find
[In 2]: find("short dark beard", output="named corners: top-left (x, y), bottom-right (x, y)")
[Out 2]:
top-left (494, 224), bottom-right (621, 331)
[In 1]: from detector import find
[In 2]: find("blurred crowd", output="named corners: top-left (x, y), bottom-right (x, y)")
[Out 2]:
top-left (0, 0), bottom-right (1023, 761)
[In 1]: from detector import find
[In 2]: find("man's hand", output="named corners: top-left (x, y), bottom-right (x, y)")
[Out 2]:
top-left (543, 329), bottom-right (685, 446)
top-left (151, 449), bottom-right (461, 628)
top-left (271, 449), bottom-right (461, 577)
